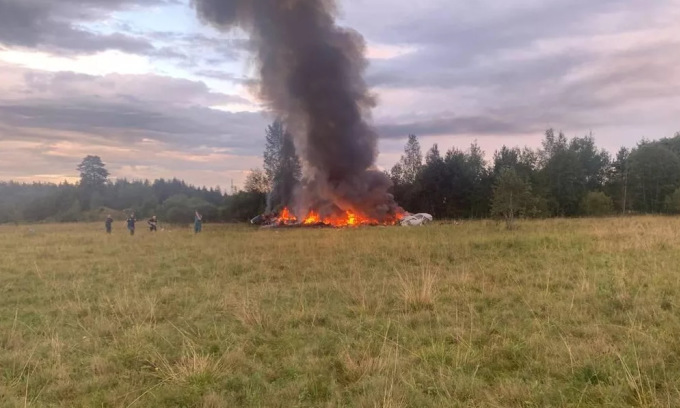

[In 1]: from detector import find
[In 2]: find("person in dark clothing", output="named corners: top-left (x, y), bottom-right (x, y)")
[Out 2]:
top-left (105, 215), bottom-right (113, 234)
top-left (148, 216), bottom-right (158, 232)
top-left (127, 214), bottom-right (136, 236)
top-left (194, 211), bottom-right (202, 233)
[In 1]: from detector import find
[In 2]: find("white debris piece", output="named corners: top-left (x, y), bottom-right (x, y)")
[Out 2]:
top-left (400, 213), bottom-right (433, 226)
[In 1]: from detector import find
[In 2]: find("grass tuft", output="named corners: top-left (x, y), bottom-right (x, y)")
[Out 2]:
top-left (398, 268), bottom-right (438, 311)
top-left (153, 342), bottom-right (227, 385)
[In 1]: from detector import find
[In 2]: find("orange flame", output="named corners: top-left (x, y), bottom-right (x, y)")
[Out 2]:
top-left (278, 207), bottom-right (297, 224)
top-left (275, 207), bottom-right (404, 227)
top-left (303, 211), bottom-right (321, 225)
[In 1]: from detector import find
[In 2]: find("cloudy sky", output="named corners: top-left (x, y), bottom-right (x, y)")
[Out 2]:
top-left (1, 0), bottom-right (679, 188)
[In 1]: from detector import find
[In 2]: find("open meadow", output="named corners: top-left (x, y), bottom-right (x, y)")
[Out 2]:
top-left (1, 217), bottom-right (680, 407)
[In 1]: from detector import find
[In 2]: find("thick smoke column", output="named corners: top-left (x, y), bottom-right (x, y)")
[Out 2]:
top-left (193, 0), bottom-right (402, 220)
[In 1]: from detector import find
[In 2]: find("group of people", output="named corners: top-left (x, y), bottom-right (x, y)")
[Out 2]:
top-left (105, 211), bottom-right (203, 235)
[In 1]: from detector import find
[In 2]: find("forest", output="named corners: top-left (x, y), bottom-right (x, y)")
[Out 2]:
top-left (2, 122), bottom-right (680, 224)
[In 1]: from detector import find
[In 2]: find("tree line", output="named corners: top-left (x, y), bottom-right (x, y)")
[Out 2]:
top-left (386, 130), bottom-right (680, 223)
top-left (2, 124), bottom-right (680, 224)
top-left (0, 154), bottom-right (263, 224)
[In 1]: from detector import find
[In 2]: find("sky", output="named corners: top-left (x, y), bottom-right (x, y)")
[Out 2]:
top-left (0, 0), bottom-right (679, 189)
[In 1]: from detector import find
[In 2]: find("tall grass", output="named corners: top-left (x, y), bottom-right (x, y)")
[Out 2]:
top-left (1, 217), bottom-right (680, 406)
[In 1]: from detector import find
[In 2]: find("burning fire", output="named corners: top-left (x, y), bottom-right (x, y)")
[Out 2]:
top-left (303, 211), bottom-right (321, 225)
top-left (273, 207), bottom-right (403, 227)
top-left (279, 207), bottom-right (297, 223)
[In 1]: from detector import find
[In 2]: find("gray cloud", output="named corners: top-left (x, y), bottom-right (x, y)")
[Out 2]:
top-left (347, 0), bottom-right (667, 56)
top-left (0, 0), bottom-right (173, 54)
top-left (142, 32), bottom-right (251, 66)
top-left (194, 70), bottom-right (249, 83)
top-left (376, 115), bottom-right (527, 139)
top-left (0, 62), bottom-right (270, 186)
top-left (360, 0), bottom-right (675, 89)
top-left (19, 70), bottom-right (247, 106)
top-left (0, 0), bottom-right (251, 75)
top-left (0, 0), bottom-right (248, 66)
top-left (356, 0), bottom-right (680, 143)
top-left (0, 64), bottom-right (270, 153)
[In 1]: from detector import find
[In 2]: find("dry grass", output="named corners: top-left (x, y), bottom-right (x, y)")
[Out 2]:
top-left (1, 216), bottom-right (680, 406)
top-left (226, 294), bottom-right (271, 330)
top-left (398, 268), bottom-right (438, 311)
top-left (153, 342), bottom-right (227, 384)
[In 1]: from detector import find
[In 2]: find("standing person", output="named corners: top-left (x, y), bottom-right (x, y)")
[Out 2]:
top-left (127, 214), bottom-right (136, 236)
top-left (194, 211), bottom-right (202, 234)
top-left (105, 215), bottom-right (113, 234)
top-left (148, 216), bottom-right (158, 232)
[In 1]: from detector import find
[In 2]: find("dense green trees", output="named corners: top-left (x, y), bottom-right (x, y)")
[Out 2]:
top-left (581, 192), bottom-right (614, 217)
top-left (390, 130), bottom-right (680, 219)
top-left (491, 168), bottom-right (535, 229)
top-left (628, 143), bottom-right (680, 213)
top-left (0, 177), bottom-right (229, 224)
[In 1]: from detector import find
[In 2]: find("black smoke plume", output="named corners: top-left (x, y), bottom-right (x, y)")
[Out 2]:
top-left (193, 0), bottom-right (403, 221)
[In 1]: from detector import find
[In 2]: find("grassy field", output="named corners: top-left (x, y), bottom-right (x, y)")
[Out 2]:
top-left (1, 217), bottom-right (679, 407)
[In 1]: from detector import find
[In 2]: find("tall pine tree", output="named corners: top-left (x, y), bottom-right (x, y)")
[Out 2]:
top-left (263, 119), bottom-right (302, 212)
